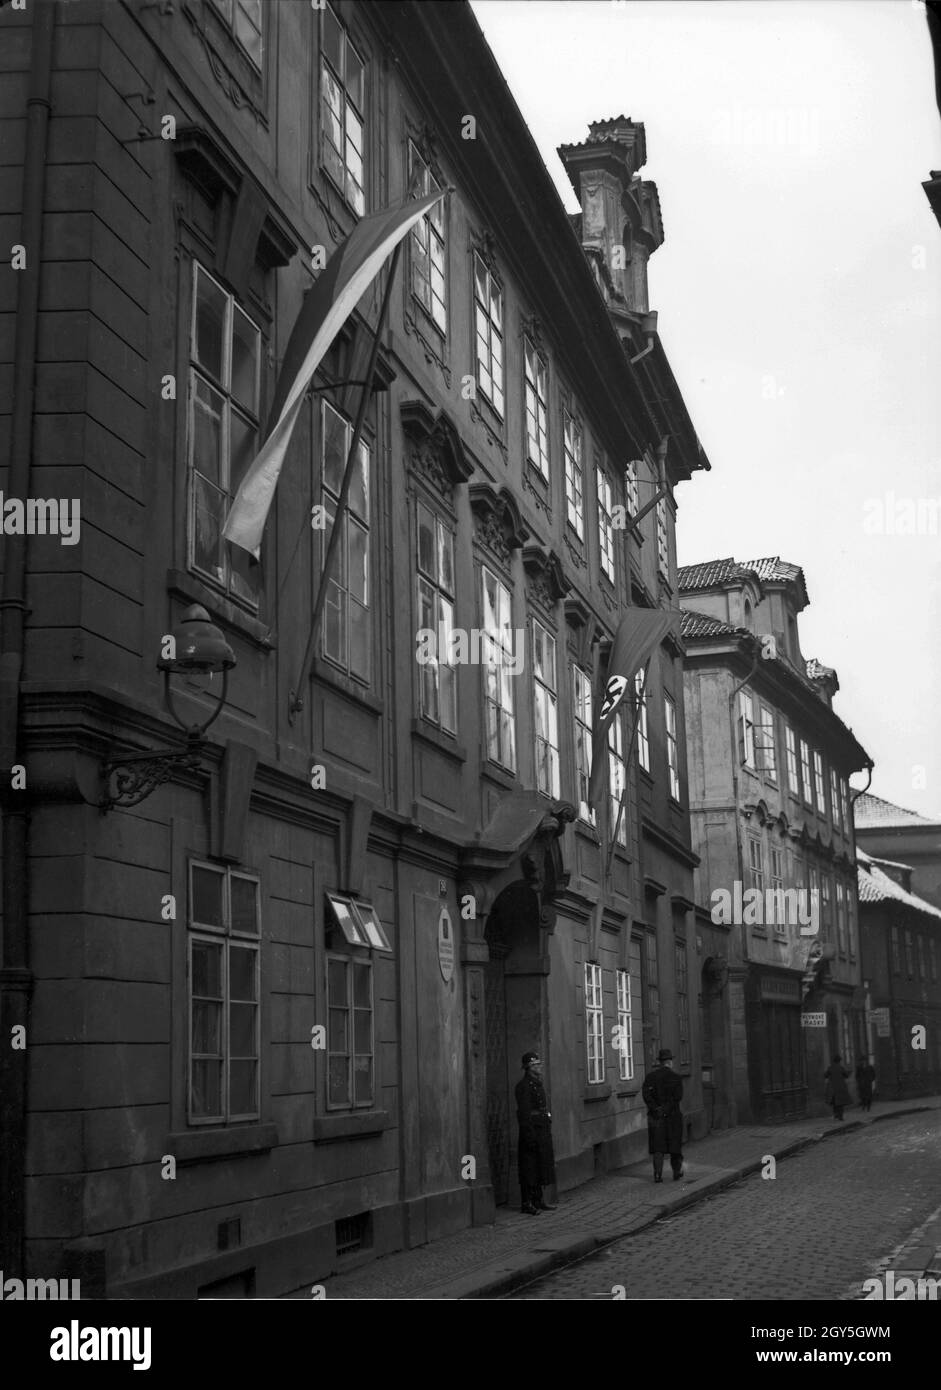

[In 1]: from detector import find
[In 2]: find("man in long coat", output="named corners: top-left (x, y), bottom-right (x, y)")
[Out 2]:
top-left (642, 1047), bottom-right (684, 1182)
top-left (824, 1054), bottom-right (851, 1120)
top-left (515, 1051), bottom-right (556, 1215)
top-left (855, 1057), bottom-right (876, 1112)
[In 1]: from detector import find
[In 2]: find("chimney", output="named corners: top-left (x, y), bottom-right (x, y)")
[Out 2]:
top-left (558, 117), bottom-right (664, 314)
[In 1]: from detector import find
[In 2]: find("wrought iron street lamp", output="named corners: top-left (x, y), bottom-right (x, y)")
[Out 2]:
top-left (99, 605), bottom-right (235, 812)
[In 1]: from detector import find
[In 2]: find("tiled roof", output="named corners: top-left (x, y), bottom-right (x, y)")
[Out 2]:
top-left (855, 792), bottom-right (941, 829)
top-left (680, 609), bottom-right (747, 641)
top-left (677, 558), bottom-right (759, 592)
top-left (857, 857), bottom-right (941, 920)
top-left (740, 556), bottom-right (809, 606)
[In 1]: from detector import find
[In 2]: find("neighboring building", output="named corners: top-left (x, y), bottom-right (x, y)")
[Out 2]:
top-left (857, 850), bottom-right (941, 1099)
top-left (0, 1), bottom-right (710, 1296)
top-left (854, 793), bottom-right (941, 912)
top-left (680, 558), bottom-right (872, 1123)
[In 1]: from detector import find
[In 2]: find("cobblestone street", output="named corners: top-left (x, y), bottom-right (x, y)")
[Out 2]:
top-left (507, 1113), bottom-right (941, 1300)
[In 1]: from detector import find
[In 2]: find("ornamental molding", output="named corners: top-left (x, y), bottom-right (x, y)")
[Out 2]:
top-left (400, 400), bottom-right (472, 507)
top-left (469, 484), bottom-right (528, 568)
top-left (522, 545), bottom-right (570, 615)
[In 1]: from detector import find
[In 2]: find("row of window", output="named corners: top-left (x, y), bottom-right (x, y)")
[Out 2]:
top-left (187, 863), bottom-right (391, 1125)
top-left (746, 839), bottom-right (858, 957)
top-left (737, 691), bottom-right (851, 831)
top-left (889, 925), bottom-right (939, 984)
top-left (209, 4), bottom-right (672, 594)
top-left (584, 940), bottom-right (690, 1086)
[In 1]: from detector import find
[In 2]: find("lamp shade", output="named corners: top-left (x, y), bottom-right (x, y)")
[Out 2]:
top-left (159, 605), bottom-right (236, 673)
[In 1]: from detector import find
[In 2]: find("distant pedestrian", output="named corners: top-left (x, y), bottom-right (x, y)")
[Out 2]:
top-left (515, 1051), bottom-right (556, 1215)
top-left (855, 1057), bottom-right (876, 1112)
top-left (642, 1048), bottom-right (684, 1182)
top-left (824, 1054), bottom-right (851, 1120)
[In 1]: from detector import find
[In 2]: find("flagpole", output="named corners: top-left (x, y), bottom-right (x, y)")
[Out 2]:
top-left (606, 657), bottom-right (651, 879)
top-left (288, 239), bottom-right (403, 721)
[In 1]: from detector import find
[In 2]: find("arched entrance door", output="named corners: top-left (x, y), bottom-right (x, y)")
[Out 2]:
top-left (483, 880), bottom-right (544, 1207)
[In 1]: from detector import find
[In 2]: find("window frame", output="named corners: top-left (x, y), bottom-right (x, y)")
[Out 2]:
top-left (481, 565), bottom-right (516, 773)
top-left (625, 460), bottom-right (640, 517)
top-left (830, 768), bottom-right (842, 830)
top-left (799, 738), bottom-right (813, 807)
top-left (770, 846), bottom-right (786, 936)
top-left (563, 408), bottom-right (584, 539)
top-left (748, 836), bottom-right (764, 896)
top-left (187, 861), bottom-right (261, 1127)
top-left (211, 0), bottom-right (264, 70)
top-left (584, 961), bottom-right (605, 1085)
top-left (738, 690), bottom-right (756, 769)
top-left (319, 397), bottom-right (371, 683)
top-left (656, 496), bottom-right (669, 577)
top-left (616, 967), bottom-right (634, 1082)
top-left (523, 336), bottom-right (549, 479)
top-left (416, 498), bottom-right (457, 734)
top-left (407, 140), bottom-right (446, 333)
top-left (187, 262), bottom-right (263, 609)
top-left (473, 252), bottom-right (504, 416)
top-left (757, 705), bottom-right (776, 780)
top-left (319, 2), bottom-right (366, 216)
top-left (608, 708), bottom-right (627, 847)
top-left (664, 693), bottom-right (681, 801)
top-left (635, 670), bottom-right (650, 773)
top-left (532, 618), bottom-right (560, 798)
top-left (573, 664), bottom-right (594, 824)
top-left (813, 751), bottom-right (826, 815)
top-left (784, 725), bottom-right (800, 795)
top-left (325, 952), bottom-right (375, 1111)
top-left (596, 465), bottom-right (616, 583)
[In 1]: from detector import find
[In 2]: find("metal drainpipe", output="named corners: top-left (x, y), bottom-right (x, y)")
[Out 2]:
top-left (0, 0), bottom-right (56, 1277)
top-left (727, 638), bottom-right (761, 964)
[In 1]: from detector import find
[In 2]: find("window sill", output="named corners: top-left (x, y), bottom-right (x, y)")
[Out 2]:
top-left (583, 1084), bottom-right (612, 1103)
top-left (574, 820), bottom-right (600, 845)
top-left (412, 718), bottom-right (467, 762)
top-left (166, 1122), bottom-right (278, 1166)
top-left (616, 1086), bottom-right (640, 1099)
top-left (311, 655), bottom-right (383, 715)
top-left (167, 569), bottom-right (274, 652)
top-left (313, 1109), bottom-right (391, 1143)
top-left (481, 761), bottom-right (519, 791)
top-left (410, 296), bottom-right (447, 344)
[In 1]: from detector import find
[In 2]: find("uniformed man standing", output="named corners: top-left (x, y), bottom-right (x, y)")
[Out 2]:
top-left (515, 1051), bottom-right (557, 1215)
top-left (642, 1047), bottom-right (684, 1183)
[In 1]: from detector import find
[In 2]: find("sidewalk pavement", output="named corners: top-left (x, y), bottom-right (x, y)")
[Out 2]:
top-left (291, 1096), bottom-right (941, 1300)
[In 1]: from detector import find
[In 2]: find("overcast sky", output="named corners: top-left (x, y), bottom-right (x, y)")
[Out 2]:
top-left (470, 0), bottom-right (941, 819)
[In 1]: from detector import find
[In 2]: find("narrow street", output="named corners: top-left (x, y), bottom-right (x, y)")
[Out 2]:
top-left (506, 1113), bottom-right (941, 1300)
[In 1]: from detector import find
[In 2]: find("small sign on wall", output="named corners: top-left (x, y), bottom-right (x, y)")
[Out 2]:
top-left (800, 1012), bottom-right (827, 1028)
top-left (438, 906), bottom-right (455, 983)
top-left (871, 1007), bottom-right (891, 1037)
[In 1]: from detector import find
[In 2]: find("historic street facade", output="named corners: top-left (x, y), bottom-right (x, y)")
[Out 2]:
top-left (0, 0), bottom-right (711, 1297)
top-left (679, 559), bottom-right (871, 1124)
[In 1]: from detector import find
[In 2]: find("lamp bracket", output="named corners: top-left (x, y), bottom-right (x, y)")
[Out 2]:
top-left (99, 736), bottom-right (203, 813)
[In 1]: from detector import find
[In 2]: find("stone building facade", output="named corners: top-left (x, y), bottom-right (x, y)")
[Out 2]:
top-left (0, 0), bottom-right (709, 1296)
top-left (857, 850), bottom-right (941, 1100)
top-left (679, 559), bottom-right (871, 1123)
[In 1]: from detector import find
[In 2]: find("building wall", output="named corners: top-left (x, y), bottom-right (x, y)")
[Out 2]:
top-left (2, 0), bottom-right (711, 1292)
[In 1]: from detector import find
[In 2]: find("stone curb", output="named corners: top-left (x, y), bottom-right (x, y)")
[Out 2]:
top-left (417, 1106), bottom-right (937, 1300)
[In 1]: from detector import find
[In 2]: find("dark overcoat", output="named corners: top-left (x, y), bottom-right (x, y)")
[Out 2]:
top-left (642, 1064), bottom-right (684, 1154)
top-left (515, 1073), bottom-right (556, 1187)
top-left (824, 1063), bottom-right (851, 1107)
top-left (855, 1062), bottom-right (876, 1101)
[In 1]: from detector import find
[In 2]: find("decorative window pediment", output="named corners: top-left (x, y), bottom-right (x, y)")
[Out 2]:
top-left (469, 483), bottom-right (528, 567)
top-left (401, 400), bottom-right (473, 507)
top-left (174, 125), bottom-right (296, 299)
top-left (523, 545), bottom-right (570, 615)
top-left (564, 594), bottom-right (602, 667)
